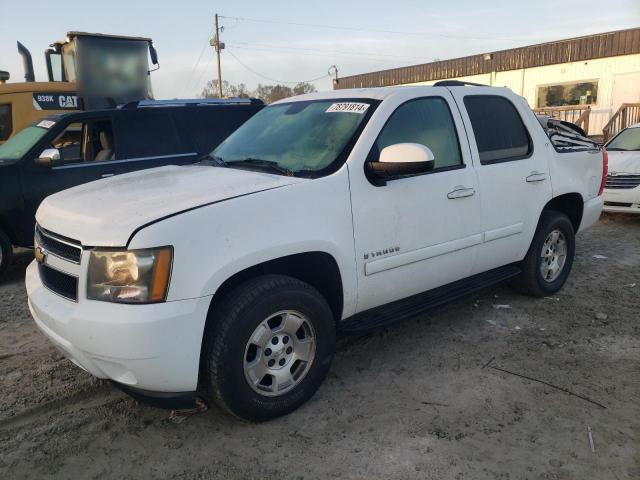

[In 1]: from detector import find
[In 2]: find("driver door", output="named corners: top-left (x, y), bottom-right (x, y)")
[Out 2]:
top-left (20, 116), bottom-right (119, 233)
top-left (349, 93), bottom-right (483, 313)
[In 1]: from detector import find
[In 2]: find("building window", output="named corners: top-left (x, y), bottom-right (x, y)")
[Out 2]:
top-left (0, 104), bottom-right (12, 141)
top-left (537, 81), bottom-right (598, 108)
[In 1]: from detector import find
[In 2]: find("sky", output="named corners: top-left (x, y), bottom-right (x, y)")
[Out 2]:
top-left (1, 0), bottom-right (639, 99)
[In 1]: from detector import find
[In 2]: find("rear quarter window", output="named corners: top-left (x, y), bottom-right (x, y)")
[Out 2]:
top-left (175, 106), bottom-right (261, 155)
top-left (464, 95), bottom-right (532, 165)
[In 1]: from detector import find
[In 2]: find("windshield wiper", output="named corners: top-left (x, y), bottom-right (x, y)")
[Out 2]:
top-left (198, 153), bottom-right (229, 167)
top-left (230, 158), bottom-right (295, 176)
top-left (605, 147), bottom-right (632, 151)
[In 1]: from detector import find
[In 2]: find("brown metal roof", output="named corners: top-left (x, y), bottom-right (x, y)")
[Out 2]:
top-left (335, 28), bottom-right (640, 89)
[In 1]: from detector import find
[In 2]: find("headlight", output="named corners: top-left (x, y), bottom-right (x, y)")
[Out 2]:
top-left (87, 247), bottom-right (172, 303)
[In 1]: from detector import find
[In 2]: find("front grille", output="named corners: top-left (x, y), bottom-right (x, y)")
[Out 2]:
top-left (36, 225), bottom-right (82, 264)
top-left (604, 201), bottom-right (633, 207)
top-left (605, 174), bottom-right (640, 189)
top-left (38, 263), bottom-right (78, 301)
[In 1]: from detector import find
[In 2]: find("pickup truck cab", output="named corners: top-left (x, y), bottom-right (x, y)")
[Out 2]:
top-left (602, 123), bottom-right (640, 213)
top-left (26, 85), bottom-right (605, 421)
top-left (0, 98), bottom-right (263, 277)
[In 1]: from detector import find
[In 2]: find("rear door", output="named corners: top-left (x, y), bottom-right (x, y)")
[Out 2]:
top-left (112, 110), bottom-right (198, 174)
top-left (449, 88), bottom-right (553, 274)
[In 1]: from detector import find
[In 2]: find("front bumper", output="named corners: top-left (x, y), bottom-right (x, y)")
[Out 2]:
top-left (26, 260), bottom-right (212, 393)
top-left (603, 186), bottom-right (640, 214)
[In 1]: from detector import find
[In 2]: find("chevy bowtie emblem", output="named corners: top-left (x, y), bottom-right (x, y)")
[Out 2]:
top-left (35, 247), bottom-right (46, 264)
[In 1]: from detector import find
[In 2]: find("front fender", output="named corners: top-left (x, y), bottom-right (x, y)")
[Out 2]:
top-left (128, 169), bottom-right (357, 316)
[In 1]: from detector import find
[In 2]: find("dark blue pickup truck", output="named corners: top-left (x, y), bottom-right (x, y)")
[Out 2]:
top-left (0, 98), bottom-right (263, 277)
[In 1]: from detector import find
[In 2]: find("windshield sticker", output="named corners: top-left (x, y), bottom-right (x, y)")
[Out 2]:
top-left (326, 102), bottom-right (370, 114)
top-left (36, 120), bottom-right (56, 129)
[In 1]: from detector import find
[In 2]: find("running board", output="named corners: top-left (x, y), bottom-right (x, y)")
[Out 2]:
top-left (339, 264), bottom-right (521, 335)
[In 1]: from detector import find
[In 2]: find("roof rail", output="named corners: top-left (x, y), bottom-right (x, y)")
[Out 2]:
top-left (119, 98), bottom-right (264, 109)
top-left (433, 80), bottom-right (490, 87)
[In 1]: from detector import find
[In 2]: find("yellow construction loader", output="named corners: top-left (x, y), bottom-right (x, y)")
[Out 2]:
top-left (0, 32), bottom-right (159, 144)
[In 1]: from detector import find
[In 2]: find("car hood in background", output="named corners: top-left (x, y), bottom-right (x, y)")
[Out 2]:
top-left (607, 151), bottom-right (640, 174)
top-left (36, 165), bottom-right (306, 246)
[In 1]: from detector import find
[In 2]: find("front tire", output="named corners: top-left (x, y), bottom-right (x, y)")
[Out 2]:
top-left (512, 210), bottom-right (575, 297)
top-left (201, 274), bottom-right (336, 422)
top-left (0, 230), bottom-right (12, 281)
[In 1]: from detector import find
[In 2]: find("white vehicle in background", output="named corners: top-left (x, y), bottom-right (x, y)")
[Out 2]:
top-left (26, 82), bottom-right (606, 421)
top-left (602, 123), bottom-right (640, 213)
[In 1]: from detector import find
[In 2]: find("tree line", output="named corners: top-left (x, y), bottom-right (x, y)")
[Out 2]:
top-left (200, 80), bottom-right (317, 104)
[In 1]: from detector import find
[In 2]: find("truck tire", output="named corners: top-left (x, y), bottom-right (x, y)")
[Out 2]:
top-left (0, 229), bottom-right (12, 280)
top-left (512, 210), bottom-right (575, 297)
top-left (201, 274), bottom-right (336, 422)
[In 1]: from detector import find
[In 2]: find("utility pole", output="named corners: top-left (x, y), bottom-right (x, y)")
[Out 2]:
top-left (210, 14), bottom-right (225, 98)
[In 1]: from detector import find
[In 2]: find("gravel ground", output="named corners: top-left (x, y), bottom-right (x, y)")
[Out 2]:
top-left (0, 213), bottom-right (638, 480)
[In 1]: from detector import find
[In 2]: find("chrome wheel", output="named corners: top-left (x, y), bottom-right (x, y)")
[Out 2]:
top-left (243, 310), bottom-right (316, 397)
top-left (540, 229), bottom-right (567, 282)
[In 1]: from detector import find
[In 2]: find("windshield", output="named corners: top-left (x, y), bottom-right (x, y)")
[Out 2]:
top-left (606, 127), bottom-right (640, 151)
top-left (0, 126), bottom-right (49, 161)
top-left (213, 99), bottom-right (375, 176)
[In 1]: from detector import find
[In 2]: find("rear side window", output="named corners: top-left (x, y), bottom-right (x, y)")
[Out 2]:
top-left (0, 104), bottom-right (12, 141)
top-left (116, 111), bottom-right (184, 159)
top-left (464, 96), bottom-right (532, 164)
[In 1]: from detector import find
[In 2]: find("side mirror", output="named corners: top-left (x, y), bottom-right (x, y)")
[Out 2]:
top-left (149, 43), bottom-right (159, 68)
top-left (367, 143), bottom-right (435, 180)
top-left (35, 148), bottom-right (61, 168)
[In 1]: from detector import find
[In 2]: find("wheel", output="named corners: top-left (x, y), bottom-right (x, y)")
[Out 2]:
top-left (0, 229), bottom-right (12, 280)
top-left (201, 274), bottom-right (336, 422)
top-left (512, 210), bottom-right (575, 297)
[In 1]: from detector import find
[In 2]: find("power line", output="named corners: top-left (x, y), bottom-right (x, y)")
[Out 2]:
top-left (226, 44), bottom-right (423, 68)
top-left (219, 14), bottom-right (537, 42)
top-left (226, 49), bottom-right (329, 85)
top-left (227, 40), bottom-right (431, 62)
top-left (181, 26), bottom-right (215, 97)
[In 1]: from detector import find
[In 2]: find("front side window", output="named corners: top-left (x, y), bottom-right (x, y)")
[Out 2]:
top-left (213, 99), bottom-right (375, 176)
top-left (464, 96), bottom-right (532, 164)
top-left (373, 97), bottom-right (462, 169)
top-left (50, 119), bottom-right (115, 164)
top-left (606, 127), bottom-right (640, 151)
top-left (0, 104), bottom-right (12, 141)
top-left (537, 81), bottom-right (598, 108)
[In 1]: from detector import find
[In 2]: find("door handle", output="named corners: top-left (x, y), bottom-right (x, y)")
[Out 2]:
top-left (526, 171), bottom-right (547, 183)
top-left (447, 185), bottom-right (476, 199)
top-left (101, 172), bottom-right (115, 178)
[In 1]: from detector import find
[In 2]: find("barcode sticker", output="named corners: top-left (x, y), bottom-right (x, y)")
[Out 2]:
top-left (326, 102), bottom-right (370, 114)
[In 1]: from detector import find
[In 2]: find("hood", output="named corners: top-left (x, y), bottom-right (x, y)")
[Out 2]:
top-left (37, 165), bottom-right (306, 246)
top-left (607, 150), bottom-right (640, 174)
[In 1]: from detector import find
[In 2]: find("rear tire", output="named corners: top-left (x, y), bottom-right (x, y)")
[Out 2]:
top-left (201, 274), bottom-right (336, 422)
top-left (512, 210), bottom-right (575, 297)
top-left (0, 230), bottom-right (12, 281)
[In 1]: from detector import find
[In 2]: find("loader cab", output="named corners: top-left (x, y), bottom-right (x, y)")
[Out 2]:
top-left (0, 32), bottom-right (159, 145)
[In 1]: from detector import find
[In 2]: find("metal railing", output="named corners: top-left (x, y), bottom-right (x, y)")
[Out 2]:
top-left (533, 105), bottom-right (591, 133)
top-left (602, 103), bottom-right (640, 142)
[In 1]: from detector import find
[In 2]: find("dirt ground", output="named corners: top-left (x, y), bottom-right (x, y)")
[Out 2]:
top-left (0, 213), bottom-right (638, 480)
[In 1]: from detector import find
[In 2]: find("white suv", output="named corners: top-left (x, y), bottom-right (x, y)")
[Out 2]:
top-left (603, 123), bottom-right (640, 213)
top-left (27, 85), bottom-right (605, 421)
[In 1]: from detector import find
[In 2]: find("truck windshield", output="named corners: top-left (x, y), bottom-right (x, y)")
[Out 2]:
top-left (213, 99), bottom-right (375, 176)
top-left (606, 127), bottom-right (640, 151)
top-left (0, 126), bottom-right (49, 161)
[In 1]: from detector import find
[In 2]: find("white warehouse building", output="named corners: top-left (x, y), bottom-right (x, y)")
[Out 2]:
top-left (336, 28), bottom-right (640, 139)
